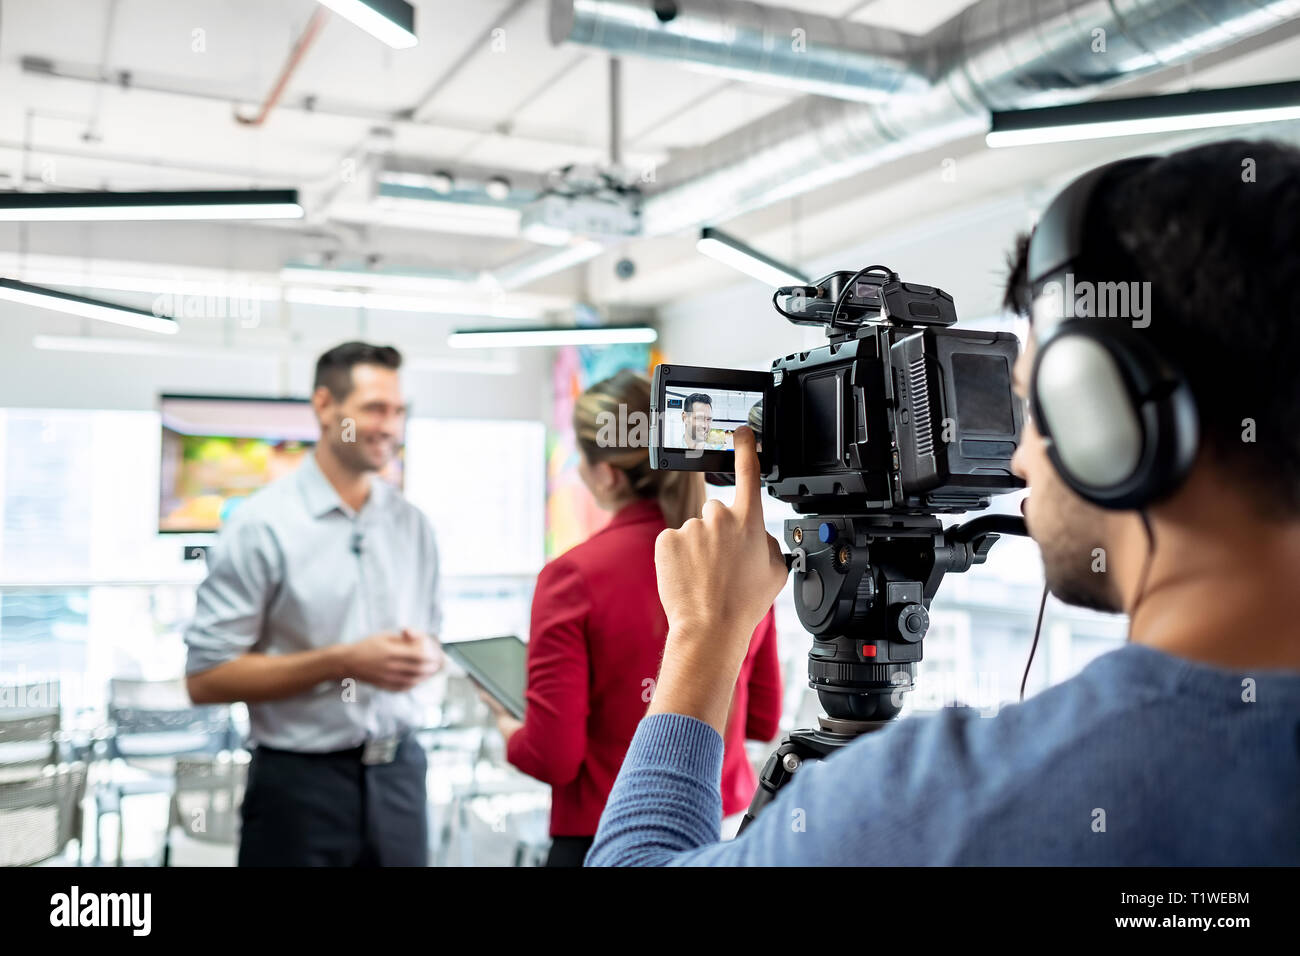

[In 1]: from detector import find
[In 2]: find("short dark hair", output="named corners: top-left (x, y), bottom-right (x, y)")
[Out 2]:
top-left (684, 392), bottom-right (712, 413)
top-left (313, 341), bottom-right (402, 401)
top-left (1003, 138), bottom-right (1300, 516)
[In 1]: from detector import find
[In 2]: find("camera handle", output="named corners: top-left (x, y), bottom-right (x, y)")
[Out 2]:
top-left (738, 513), bottom-right (1026, 834)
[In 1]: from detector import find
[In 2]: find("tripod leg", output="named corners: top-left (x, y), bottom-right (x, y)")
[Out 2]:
top-left (737, 741), bottom-right (803, 834)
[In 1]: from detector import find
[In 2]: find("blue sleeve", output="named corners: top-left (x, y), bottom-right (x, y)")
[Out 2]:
top-left (587, 705), bottom-right (998, 866)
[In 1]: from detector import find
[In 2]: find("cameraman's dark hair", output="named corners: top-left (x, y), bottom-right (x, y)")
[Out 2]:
top-left (1003, 138), bottom-right (1300, 517)
top-left (683, 392), bottom-right (712, 413)
top-left (314, 341), bottom-right (402, 401)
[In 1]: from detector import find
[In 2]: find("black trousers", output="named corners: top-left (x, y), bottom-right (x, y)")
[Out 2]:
top-left (546, 835), bottom-right (595, 868)
top-left (238, 734), bottom-right (428, 867)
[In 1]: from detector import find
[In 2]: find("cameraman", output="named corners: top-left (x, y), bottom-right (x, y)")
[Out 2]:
top-left (587, 139), bottom-right (1300, 866)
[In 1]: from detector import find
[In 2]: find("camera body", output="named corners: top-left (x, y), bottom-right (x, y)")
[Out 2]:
top-left (650, 269), bottom-right (1026, 515)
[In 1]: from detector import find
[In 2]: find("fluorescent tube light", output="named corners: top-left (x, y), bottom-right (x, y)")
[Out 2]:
top-left (315, 0), bottom-right (416, 49)
top-left (0, 189), bottom-right (304, 222)
top-left (17, 269), bottom-right (281, 301)
top-left (447, 325), bottom-right (657, 349)
top-left (696, 227), bottom-right (809, 286)
top-left (987, 80), bottom-right (1300, 148)
top-left (279, 265), bottom-right (482, 293)
top-left (0, 278), bottom-right (177, 334)
top-left (33, 334), bottom-right (518, 375)
top-left (284, 286), bottom-right (544, 320)
top-left (493, 241), bottom-right (604, 291)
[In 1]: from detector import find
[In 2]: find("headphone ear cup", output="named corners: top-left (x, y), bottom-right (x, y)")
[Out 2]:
top-left (1029, 324), bottom-right (1198, 510)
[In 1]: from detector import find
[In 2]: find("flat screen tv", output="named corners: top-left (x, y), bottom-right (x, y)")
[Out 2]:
top-left (158, 394), bottom-right (403, 533)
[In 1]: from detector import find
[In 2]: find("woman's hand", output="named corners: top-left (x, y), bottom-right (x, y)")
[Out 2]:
top-left (476, 684), bottom-right (523, 742)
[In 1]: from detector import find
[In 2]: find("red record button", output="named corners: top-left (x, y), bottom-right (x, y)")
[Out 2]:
top-left (860, 643), bottom-right (877, 658)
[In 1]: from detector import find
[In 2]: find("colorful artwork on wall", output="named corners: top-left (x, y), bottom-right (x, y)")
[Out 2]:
top-left (545, 333), bottom-right (659, 558)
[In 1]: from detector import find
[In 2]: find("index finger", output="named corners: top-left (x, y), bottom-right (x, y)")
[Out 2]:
top-left (732, 425), bottom-right (763, 523)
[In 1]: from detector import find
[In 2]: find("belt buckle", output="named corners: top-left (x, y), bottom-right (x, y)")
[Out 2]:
top-left (361, 736), bottom-right (399, 765)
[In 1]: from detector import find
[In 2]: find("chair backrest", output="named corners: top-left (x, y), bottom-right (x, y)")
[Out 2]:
top-left (0, 762), bottom-right (86, 866)
top-left (0, 680), bottom-right (60, 713)
top-left (168, 753), bottom-right (247, 846)
top-left (0, 702), bottom-right (60, 776)
top-left (106, 678), bottom-right (232, 761)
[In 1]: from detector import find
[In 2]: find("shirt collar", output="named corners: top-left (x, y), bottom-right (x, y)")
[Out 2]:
top-left (297, 452), bottom-right (389, 520)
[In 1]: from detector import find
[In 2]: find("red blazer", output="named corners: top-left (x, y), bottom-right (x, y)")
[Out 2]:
top-left (721, 609), bottom-right (782, 816)
top-left (506, 497), bottom-right (783, 836)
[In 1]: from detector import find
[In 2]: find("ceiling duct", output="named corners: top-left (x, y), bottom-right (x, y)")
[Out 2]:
top-left (550, 0), bottom-right (931, 102)
top-left (552, 0), bottom-right (1300, 236)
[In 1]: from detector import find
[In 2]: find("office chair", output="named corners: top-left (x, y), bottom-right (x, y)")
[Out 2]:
top-left (93, 678), bottom-right (235, 865)
top-left (0, 762), bottom-right (87, 866)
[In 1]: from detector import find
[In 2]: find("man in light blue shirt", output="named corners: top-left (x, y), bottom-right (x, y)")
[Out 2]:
top-left (588, 141), bottom-right (1300, 867)
top-left (185, 341), bottom-right (443, 866)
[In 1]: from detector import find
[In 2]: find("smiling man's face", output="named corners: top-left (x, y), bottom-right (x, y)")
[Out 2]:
top-left (1009, 335), bottom-right (1122, 613)
top-left (683, 401), bottom-right (713, 447)
top-left (317, 363), bottom-right (406, 474)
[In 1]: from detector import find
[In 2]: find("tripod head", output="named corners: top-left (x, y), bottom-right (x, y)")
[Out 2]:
top-left (741, 512), bottom-right (1026, 831)
top-left (787, 512), bottom-right (1027, 724)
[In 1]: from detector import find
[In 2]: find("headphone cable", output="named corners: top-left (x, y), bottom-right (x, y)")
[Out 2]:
top-left (1126, 510), bottom-right (1157, 643)
top-left (1022, 511), bottom-right (1158, 700)
top-left (1020, 582), bottom-right (1049, 703)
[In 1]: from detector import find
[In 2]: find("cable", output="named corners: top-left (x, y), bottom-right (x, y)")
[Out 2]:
top-left (1020, 511), bottom-right (1156, 700)
top-left (829, 264), bottom-right (894, 331)
top-left (772, 286), bottom-right (821, 321)
top-left (1126, 510), bottom-right (1157, 643)
top-left (1020, 582), bottom-right (1049, 702)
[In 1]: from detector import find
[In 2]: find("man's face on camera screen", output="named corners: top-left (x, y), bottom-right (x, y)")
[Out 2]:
top-left (683, 402), bottom-right (713, 447)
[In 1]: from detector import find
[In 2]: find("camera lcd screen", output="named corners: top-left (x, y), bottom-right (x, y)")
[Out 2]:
top-left (663, 386), bottom-right (765, 452)
top-left (650, 364), bottom-right (772, 474)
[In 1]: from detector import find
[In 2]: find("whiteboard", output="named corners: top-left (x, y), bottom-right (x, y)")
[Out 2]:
top-left (403, 418), bottom-right (546, 577)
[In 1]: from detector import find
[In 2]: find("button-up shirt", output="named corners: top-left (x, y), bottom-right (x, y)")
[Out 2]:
top-left (184, 452), bottom-right (442, 752)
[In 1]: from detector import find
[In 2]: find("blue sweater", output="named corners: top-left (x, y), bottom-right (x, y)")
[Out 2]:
top-left (586, 643), bottom-right (1300, 865)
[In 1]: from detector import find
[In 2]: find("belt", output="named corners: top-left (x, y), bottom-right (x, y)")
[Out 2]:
top-left (256, 731), bottom-right (410, 766)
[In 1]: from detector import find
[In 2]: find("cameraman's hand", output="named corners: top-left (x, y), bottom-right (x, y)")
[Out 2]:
top-left (649, 425), bottom-right (788, 734)
top-left (339, 631), bottom-right (441, 692)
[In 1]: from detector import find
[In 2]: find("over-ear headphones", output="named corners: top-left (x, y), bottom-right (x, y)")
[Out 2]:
top-left (1025, 157), bottom-right (1200, 510)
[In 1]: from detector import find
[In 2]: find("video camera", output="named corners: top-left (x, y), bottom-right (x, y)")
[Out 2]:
top-left (650, 265), bottom-right (1025, 513)
top-left (649, 265), bottom-right (1030, 828)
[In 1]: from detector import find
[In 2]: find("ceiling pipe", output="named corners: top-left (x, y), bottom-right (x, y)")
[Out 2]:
top-left (556, 0), bottom-right (1300, 236)
top-left (235, 7), bottom-right (331, 127)
top-left (610, 57), bottom-right (624, 169)
top-left (19, 55), bottom-right (604, 155)
top-left (550, 0), bottom-right (931, 102)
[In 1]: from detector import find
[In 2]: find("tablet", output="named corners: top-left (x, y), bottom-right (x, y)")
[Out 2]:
top-left (442, 636), bottom-right (527, 720)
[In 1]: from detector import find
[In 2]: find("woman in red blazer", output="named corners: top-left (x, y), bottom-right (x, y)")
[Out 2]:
top-left (482, 370), bottom-right (782, 866)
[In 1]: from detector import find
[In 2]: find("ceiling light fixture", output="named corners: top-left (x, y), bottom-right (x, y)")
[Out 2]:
top-left (447, 325), bottom-right (658, 349)
top-left (696, 226), bottom-right (810, 286)
top-left (314, 0), bottom-right (417, 49)
top-left (284, 286), bottom-right (544, 319)
top-left (279, 264), bottom-right (482, 293)
top-left (493, 241), bottom-right (604, 291)
top-left (986, 80), bottom-right (1300, 147)
top-left (0, 189), bottom-right (304, 222)
top-left (0, 278), bottom-right (178, 334)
